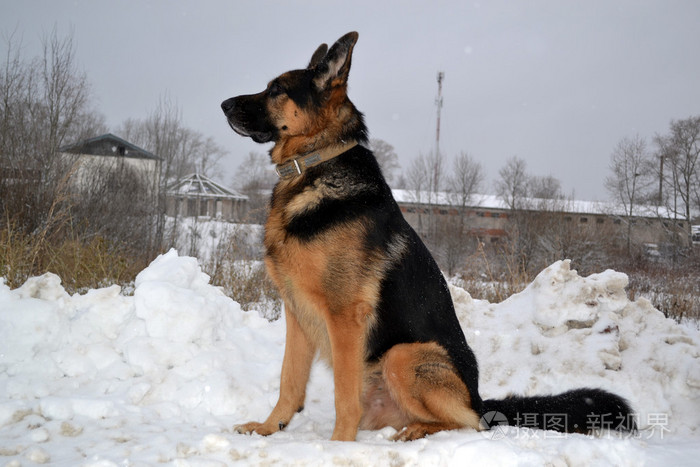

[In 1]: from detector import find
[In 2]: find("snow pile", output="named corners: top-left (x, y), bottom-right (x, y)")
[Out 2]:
top-left (1, 251), bottom-right (699, 465)
top-left (452, 261), bottom-right (700, 435)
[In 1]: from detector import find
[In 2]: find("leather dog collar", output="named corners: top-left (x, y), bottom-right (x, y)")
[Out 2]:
top-left (275, 140), bottom-right (358, 179)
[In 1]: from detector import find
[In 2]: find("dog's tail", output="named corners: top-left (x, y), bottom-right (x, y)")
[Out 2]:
top-left (481, 388), bottom-right (636, 434)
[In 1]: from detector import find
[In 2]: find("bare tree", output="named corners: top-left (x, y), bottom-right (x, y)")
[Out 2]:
top-left (655, 116), bottom-right (700, 247)
top-left (118, 94), bottom-right (227, 185)
top-left (195, 135), bottom-right (227, 176)
top-left (118, 96), bottom-right (228, 251)
top-left (605, 135), bottom-right (654, 214)
top-left (233, 151), bottom-right (277, 223)
top-left (441, 152), bottom-right (484, 274)
top-left (1, 27), bottom-right (105, 233)
top-left (0, 28), bottom-right (30, 167)
top-left (426, 150), bottom-right (445, 197)
top-left (494, 157), bottom-right (534, 271)
top-left (447, 152), bottom-right (483, 208)
top-left (529, 175), bottom-right (562, 199)
top-left (0, 27), bottom-right (166, 283)
top-left (527, 174), bottom-right (565, 213)
top-left (405, 154), bottom-right (429, 200)
top-left (605, 135), bottom-right (655, 254)
top-left (1, 27), bottom-right (101, 169)
top-left (41, 27), bottom-right (91, 153)
top-left (446, 152), bottom-right (484, 242)
top-left (495, 157), bottom-right (578, 273)
top-left (70, 157), bottom-right (156, 252)
top-left (369, 138), bottom-right (400, 185)
top-left (404, 151), bottom-right (444, 240)
top-left (496, 156), bottom-right (529, 210)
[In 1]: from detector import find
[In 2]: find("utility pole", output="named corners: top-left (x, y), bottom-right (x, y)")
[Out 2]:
top-left (428, 71), bottom-right (445, 241)
top-left (658, 153), bottom-right (664, 206)
top-left (435, 71), bottom-right (444, 162)
top-left (433, 71), bottom-right (444, 194)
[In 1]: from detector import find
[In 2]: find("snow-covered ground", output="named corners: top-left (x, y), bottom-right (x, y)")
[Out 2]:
top-left (1, 250), bottom-right (699, 466)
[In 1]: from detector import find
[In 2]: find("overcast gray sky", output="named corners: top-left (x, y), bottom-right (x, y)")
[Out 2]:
top-left (2, 0), bottom-right (699, 200)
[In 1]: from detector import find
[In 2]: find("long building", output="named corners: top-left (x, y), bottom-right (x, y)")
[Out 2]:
top-left (392, 189), bottom-right (695, 247)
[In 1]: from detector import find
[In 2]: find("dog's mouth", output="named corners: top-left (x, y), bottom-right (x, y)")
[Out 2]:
top-left (226, 119), bottom-right (273, 143)
top-left (227, 118), bottom-right (251, 137)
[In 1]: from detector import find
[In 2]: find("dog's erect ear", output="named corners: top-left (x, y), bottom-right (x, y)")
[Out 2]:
top-left (313, 31), bottom-right (359, 90)
top-left (308, 43), bottom-right (328, 69)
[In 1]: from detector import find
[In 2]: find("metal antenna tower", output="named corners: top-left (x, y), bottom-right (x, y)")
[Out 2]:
top-left (435, 71), bottom-right (444, 158)
top-left (432, 71), bottom-right (445, 195)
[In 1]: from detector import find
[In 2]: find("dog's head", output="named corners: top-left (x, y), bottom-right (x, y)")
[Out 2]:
top-left (221, 32), bottom-right (365, 163)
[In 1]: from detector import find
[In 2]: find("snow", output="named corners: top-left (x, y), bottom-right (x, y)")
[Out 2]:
top-left (1, 250), bottom-right (699, 466)
top-left (166, 217), bottom-right (264, 263)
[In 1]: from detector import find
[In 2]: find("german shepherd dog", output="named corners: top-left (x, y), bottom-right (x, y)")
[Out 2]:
top-left (221, 32), bottom-right (635, 441)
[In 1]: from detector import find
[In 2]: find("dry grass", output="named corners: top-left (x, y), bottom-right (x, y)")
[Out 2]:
top-left (208, 259), bottom-right (281, 321)
top-left (204, 226), bottom-right (281, 320)
top-left (1, 222), bottom-right (151, 293)
top-left (2, 204), bottom-right (283, 317)
top-left (456, 241), bottom-right (530, 303)
top-left (626, 264), bottom-right (700, 323)
top-left (1, 163), bottom-right (159, 294)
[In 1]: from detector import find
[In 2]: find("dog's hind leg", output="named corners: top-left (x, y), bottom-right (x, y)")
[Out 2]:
top-left (235, 304), bottom-right (315, 436)
top-left (380, 342), bottom-right (482, 441)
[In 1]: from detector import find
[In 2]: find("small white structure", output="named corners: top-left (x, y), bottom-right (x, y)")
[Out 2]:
top-left (165, 173), bottom-right (248, 222)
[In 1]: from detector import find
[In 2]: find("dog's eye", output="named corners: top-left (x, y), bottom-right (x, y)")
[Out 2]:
top-left (268, 82), bottom-right (285, 97)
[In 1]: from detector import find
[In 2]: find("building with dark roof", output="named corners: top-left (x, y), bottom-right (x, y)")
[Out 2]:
top-left (60, 133), bottom-right (160, 160)
top-left (59, 133), bottom-right (161, 197)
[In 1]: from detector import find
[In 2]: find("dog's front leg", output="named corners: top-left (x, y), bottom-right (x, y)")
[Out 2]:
top-left (235, 304), bottom-right (314, 436)
top-left (326, 304), bottom-right (370, 441)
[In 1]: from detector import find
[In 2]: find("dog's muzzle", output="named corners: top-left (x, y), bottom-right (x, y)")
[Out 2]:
top-left (221, 96), bottom-right (276, 143)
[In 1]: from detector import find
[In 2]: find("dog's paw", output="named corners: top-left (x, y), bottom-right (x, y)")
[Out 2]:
top-left (391, 422), bottom-right (440, 441)
top-left (392, 427), bottom-right (424, 442)
top-left (234, 421), bottom-right (278, 436)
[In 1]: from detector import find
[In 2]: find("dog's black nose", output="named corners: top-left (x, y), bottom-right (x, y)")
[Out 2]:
top-left (221, 98), bottom-right (235, 114)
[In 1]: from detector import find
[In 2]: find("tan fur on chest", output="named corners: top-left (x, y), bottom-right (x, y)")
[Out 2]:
top-left (263, 190), bottom-right (386, 363)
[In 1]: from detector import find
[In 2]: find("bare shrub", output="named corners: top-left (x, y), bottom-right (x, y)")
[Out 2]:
top-left (204, 225), bottom-right (281, 320)
top-left (625, 258), bottom-right (700, 323)
top-left (456, 241), bottom-right (530, 303)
